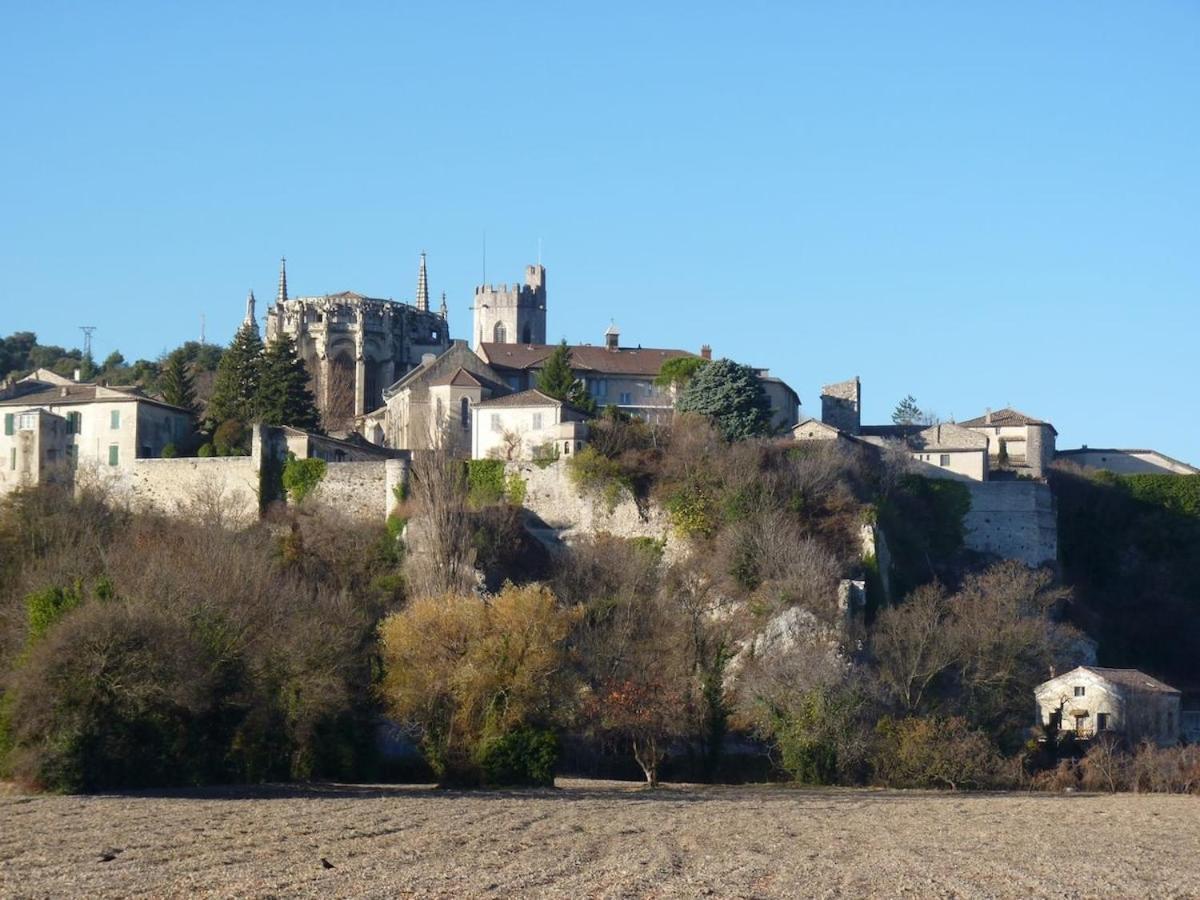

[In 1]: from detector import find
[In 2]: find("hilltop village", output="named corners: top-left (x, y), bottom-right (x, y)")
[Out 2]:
top-left (2, 253), bottom-right (1199, 794)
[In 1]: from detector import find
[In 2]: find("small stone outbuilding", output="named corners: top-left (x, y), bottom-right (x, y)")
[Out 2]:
top-left (1034, 666), bottom-right (1182, 746)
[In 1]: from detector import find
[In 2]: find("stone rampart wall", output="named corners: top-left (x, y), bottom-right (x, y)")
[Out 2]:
top-left (308, 461), bottom-right (396, 522)
top-left (963, 481), bottom-right (1057, 566)
top-left (109, 457), bottom-right (261, 526)
top-left (508, 460), bottom-right (672, 543)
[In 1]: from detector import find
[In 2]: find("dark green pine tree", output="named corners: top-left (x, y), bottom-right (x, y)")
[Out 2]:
top-left (256, 334), bottom-right (320, 431)
top-left (536, 340), bottom-right (596, 414)
top-left (675, 357), bottom-right (773, 441)
top-left (159, 350), bottom-right (198, 416)
top-left (207, 323), bottom-right (264, 429)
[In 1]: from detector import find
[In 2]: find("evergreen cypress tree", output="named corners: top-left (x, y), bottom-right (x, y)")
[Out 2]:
top-left (257, 334), bottom-right (320, 431)
top-left (159, 350), bottom-right (198, 416)
top-left (207, 324), bottom-right (264, 429)
top-left (536, 340), bottom-right (595, 414)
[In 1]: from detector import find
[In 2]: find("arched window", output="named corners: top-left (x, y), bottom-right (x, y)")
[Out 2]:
top-left (522, 324), bottom-right (532, 344)
top-left (460, 397), bottom-right (470, 429)
top-left (493, 322), bottom-right (507, 343)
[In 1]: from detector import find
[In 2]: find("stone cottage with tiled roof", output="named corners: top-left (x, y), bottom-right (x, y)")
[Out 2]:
top-left (1035, 666), bottom-right (1182, 746)
top-left (959, 407), bottom-right (1057, 477)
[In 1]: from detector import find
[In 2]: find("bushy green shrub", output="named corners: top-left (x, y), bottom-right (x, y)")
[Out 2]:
top-left (505, 472), bottom-right (527, 507)
top-left (477, 727), bottom-right (559, 786)
top-left (282, 454), bottom-right (327, 503)
top-left (161, 443), bottom-right (178, 459)
top-left (25, 583), bottom-right (86, 644)
top-left (873, 716), bottom-right (1002, 790)
top-left (466, 459), bottom-right (507, 506)
top-left (567, 446), bottom-right (631, 512)
top-left (197, 443), bottom-right (215, 458)
top-left (213, 419), bottom-right (248, 456)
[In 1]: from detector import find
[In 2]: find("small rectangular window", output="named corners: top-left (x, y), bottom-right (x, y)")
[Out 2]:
top-left (619, 392), bottom-right (632, 405)
top-left (490, 413), bottom-right (502, 433)
top-left (939, 454), bottom-right (951, 467)
top-left (1074, 686), bottom-right (1085, 697)
top-left (110, 410), bottom-right (120, 430)
top-left (108, 444), bottom-right (119, 466)
top-left (1097, 712), bottom-right (1109, 731)
top-left (532, 412), bottom-right (543, 430)
top-left (18, 412), bottom-right (37, 430)
top-left (67, 411), bottom-right (81, 434)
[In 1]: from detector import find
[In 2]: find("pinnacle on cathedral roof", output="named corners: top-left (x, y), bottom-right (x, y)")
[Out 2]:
top-left (276, 256), bottom-right (288, 305)
top-left (416, 251), bottom-right (429, 312)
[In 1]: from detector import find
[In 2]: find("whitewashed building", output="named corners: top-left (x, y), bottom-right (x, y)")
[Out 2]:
top-left (1034, 666), bottom-right (1182, 746)
top-left (0, 378), bottom-right (194, 495)
top-left (470, 389), bottom-right (589, 461)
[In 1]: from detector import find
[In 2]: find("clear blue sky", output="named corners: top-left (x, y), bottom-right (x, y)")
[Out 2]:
top-left (2, 2), bottom-right (1197, 461)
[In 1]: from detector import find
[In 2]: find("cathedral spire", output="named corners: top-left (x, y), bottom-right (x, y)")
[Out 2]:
top-left (276, 256), bottom-right (288, 305)
top-left (243, 289), bottom-right (258, 333)
top-left (439, 290), bottom-right (448, 321)
top-left (416, 251), bottom-right (429, 312)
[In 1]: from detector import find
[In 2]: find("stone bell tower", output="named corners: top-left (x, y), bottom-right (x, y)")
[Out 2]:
top-left (472, 264), bottom-right (546, 351)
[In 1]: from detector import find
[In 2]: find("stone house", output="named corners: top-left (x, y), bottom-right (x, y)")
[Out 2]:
top-left (1034, 666), bottom-right (1182, 746)
top-left (1055, 447), bottom-right (1199, 476)
top-left (792, 417), bottom-right (844, 441)
top-left (907, 423), bottom-right (989, 482)
top-left (360, 341), bottom-right (509, 455)
top-left (0, 378), bottom-right (195, 495)
top-left (959, 408), bottom-right (1056, 477)
top-left (471, 389), bottom-right (589, 461)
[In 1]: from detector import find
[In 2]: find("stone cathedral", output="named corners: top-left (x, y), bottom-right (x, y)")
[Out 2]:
top-left (264, 254), bottom-right (450, 430)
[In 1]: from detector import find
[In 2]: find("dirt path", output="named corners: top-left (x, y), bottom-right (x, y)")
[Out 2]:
top-left (1, 780), bottom-right (1197, 898)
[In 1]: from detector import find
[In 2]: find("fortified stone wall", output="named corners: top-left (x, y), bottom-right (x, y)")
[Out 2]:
top-left (308, 459), bottom-right (407, 522)
top-left (108, 457), bottom-right (261, 526)
top-left (963, 481), bottom-right (1057, 566)
top-left (507, 459), bottom-right (672, 544)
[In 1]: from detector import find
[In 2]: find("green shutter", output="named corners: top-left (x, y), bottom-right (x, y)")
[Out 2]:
top-left (3, 413), bottom-right (12, 436)
top-left (108, 444), bottom-right (119, 466)
top-left (110, 409), bottom-right (120, 429)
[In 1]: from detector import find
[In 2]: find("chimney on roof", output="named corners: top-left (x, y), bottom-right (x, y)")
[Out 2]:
top-left (700, 344), bottom-right (712, 361)
top-left (985, 407), bottom-right (992, 424)
top-left (60, 386), bottom-right (69, 397)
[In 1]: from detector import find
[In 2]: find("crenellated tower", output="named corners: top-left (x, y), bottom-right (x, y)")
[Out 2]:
top-left (472, 263), bottom-right (546, 351)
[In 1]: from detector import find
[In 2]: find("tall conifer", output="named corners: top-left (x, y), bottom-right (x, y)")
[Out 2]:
top-left (207, 323), bottom-right (264, 429)
top-left (257, 334), bottom-right (320, 431)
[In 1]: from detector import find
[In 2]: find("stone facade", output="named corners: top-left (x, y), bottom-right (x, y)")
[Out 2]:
top-left (471, 264), bottom-right (547, 352)
top-left (472, 390), bottom-right (589, 460)
top-left (820, 377), bottom-right (861, 434)
top-left (1035, 666), bottom-right (1182, 746)
top-left (960, 408), bottom-right (1057, 478)
top-left (908, 423), bottom-right (989, 482)
top-left (1055, 448), bottom-right (1199, 476)
top-left (364, 341), bottom-right (509, 454)
top-left (962, 481), bottom-right (1057, 566)
top-left (0, 379), bottom-right (195, 497)
top-left (265, 258), bottom-right (450, 429)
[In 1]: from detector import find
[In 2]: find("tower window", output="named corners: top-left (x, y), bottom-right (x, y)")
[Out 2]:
top-left (493, 322), bottom-right (507, 343)
top-left (461, 397), bottom-right (470, 429)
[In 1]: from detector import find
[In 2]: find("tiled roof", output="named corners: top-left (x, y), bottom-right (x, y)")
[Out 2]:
top-left (1082, 667), bottom-right (1180, 694)
top-left (960, 408), bottom-right (1054, 430)
top-left (858, 423), bottom-right (924, 439)
top-left (430, 367), bottom-right (485, 388)
top-left (910, 423), bottom-right (989, 451)
top-left (473, 389), bottom-right (587, 415)
top-left (0, 382), bottom-right (189, 413)
top-left (480, 342), bottom-right (695, 377)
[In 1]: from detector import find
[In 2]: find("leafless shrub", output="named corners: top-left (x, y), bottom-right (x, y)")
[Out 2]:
top-left (1080, 735), bottom-right (1131, 792)
top-left (1130, 742), bottom-right (1200, 794)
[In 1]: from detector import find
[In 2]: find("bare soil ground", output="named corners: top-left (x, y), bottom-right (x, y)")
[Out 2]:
top-left (1, 779), bottom-right (1197, 899)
